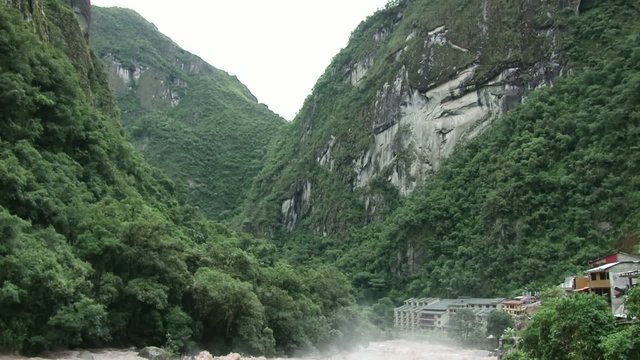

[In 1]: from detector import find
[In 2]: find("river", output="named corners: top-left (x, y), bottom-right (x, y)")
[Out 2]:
top-left (0, 339), bottom-right (495, 360)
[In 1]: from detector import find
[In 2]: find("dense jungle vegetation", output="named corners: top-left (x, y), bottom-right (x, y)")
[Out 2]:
top-left (0, 1), bottom-right (370, 355)
top-left (502, 288), bottom-right (640, 360)
top-left (340, 0), bottom-right (640, 298)
top-left (1, 0), bottom-right (640, 358)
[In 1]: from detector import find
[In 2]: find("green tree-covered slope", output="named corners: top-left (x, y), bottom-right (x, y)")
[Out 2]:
top-left (335, 0), bottom-right (640, 298)
top-left (240, 0), bottom-right (640, 299)
top-left (239, 0), bottom-right (577, 237)
top-left (90, 7), bottom-right (287, 219)
top-left (0, 1), bottom-right (367, 355)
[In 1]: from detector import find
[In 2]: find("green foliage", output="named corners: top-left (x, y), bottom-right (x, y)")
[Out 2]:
top-left (90, 7), bottom-right (287, 219)
top-left (329, 0), bottom-right (640, 298)
top-left (0, 1), bottom-right (367, 356)
top-left (600, 325), bottom-right (640, 360)
top-left (368, 297), bottom-right (395, 328)
top-left (598, 287), bottom-right (640, 360)
top-left (240, 0), bottom-right (569, 238)
top-left (164, 307), bottom-right (192, 354)
top-left (448, 309), bottom-right (484, 344)
top-left (512, 292), bottom-right (640, 360)
top-left (501, 349), bottom-right (531, 360)
top-left (522, 294), bottom-right (615, 360)
top-left (47, 297), bottom-right (110, 347)
top-left (0, 208), bottom-right (105, 353)
top-left (486, 310), bottom-right (514, 338)
top-left (626, 286), bottom-right (640, 318)
top-left (237, 0), bottom-right (640, 310)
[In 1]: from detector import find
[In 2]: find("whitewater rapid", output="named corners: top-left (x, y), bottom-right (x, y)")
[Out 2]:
top-left (0, 339), bottom-right (495, 360)
top-left (275, 339), bottom-right (495, 360)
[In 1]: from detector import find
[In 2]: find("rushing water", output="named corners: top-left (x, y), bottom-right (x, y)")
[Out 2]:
top-left (0, 339), bottom-right (495, 360)
top-left (273, 339), bottom-right (495, 360)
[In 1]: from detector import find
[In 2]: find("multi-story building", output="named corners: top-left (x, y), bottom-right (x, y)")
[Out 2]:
top-left (418, 299), bottom-right (453, 330)
top-left (394, 297), bottom-right (505, 331)
top-left (393, 297), bottom-right (439, 329)
top-left (560, 275), bottom-right (590, 293)
top-left (585, 261), bottom-right (640, 316)
top-left (502, 300), bottom-right (525, 317)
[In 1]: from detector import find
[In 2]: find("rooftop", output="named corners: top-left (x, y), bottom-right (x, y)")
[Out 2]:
top-left (450, 297), bottom-right (506, 306)
top-left (585, 261), bottom-right (640, 273)
top-left (396, 296), bottom-right (508, 313)
top-left (503, 300), bottom-right (523, 306)
top-left (394, 297), bottom-right (439, 311)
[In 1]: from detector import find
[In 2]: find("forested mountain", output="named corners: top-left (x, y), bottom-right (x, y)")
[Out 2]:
top-left (240, 0), bottom-right (640, 298)
top-left (3, 0), bottom-right (640, 357)
top-left (0, 0), bottom-right (367, 355)
top-left (240, 0), bottom-right (576, 237)
top-left (90, 7), bottom-right (286, 219)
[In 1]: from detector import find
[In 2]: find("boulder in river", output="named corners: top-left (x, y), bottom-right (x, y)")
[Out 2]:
top-left (138, 346), bottom-right (172, 360)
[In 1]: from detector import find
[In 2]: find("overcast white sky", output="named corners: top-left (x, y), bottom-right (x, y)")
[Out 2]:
top-left (91, 0), bottom-right (389, 120)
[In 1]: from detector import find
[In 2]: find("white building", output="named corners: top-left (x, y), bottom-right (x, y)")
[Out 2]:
top-left (394, 297), bottom-right (505, 331)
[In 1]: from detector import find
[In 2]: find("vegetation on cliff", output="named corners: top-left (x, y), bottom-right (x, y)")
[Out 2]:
top-left (90, 7), bottom-right (287, 219)
top-left (241, 0), bottom-right (640, 301)
top-left (2, 0), bottom-right (640, 357)
top-left (239, 0), bottom-right (572, 237)
top-left (0, 1), bottom-right (365, 355)
top-left (338, 0), bottom-right (640, 297)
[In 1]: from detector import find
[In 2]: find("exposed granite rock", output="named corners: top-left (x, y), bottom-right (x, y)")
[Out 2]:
top-left (281, 181), bottom-right (312, 231)
top-left (70, 0), bottom-right (91, 36)
top-left (354, 60), bottom-right (559, 197)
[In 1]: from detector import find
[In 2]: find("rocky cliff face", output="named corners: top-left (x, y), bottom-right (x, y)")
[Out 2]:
top-left (70, 0), bottom-right (91, 36)
top-left (90, 8), bottom-right (224, 114)
top-left (6, 0), bottom-right (91, 36)
top-left (103, 51), bottom-right (192, 110)
top-left (242, 0), bottom-right (579, 237)
top-left (5, 0), bottom-right (116, 114)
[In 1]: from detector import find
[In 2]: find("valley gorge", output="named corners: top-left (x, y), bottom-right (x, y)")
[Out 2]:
top-left (1, 0), bottom-right (640, 359)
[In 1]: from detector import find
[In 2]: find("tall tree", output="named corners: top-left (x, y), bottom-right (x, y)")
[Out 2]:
top-left (449, 309), bottom-right (483, 344)
top-left (486, 310), bottom-right (514, 338)
top-left (522, 294), bottom-right (615, 360)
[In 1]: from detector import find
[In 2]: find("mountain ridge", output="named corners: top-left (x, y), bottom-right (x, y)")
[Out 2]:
top-left (239, 0), bottom-right (579, 237)
top-left (90, 6), bottom-right (287, 218)
top-left (238, 0), bottom-right (640, 297)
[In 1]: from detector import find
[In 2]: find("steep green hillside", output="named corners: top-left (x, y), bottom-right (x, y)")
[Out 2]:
top-left (241, 0), bottom-right (640, 298)
top-left (343, 0), bottom-right (640, 297)
top-left (90, 7), bottom-right (286, 219)
top-left (240, 0), bottom-right (576, 237)
top-left (0, 1), bottom-right (367, 355)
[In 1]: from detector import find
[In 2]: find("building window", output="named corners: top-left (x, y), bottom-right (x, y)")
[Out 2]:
top-left (600, 272), bottom-right (607, 280)
top-left (591, 273), bottom-right (597, 281)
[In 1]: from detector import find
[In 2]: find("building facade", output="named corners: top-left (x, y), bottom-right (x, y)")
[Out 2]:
top-left (585, 261), bottom-right (640, 316)
top-left (394, 297), bottom-right (505, 331)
